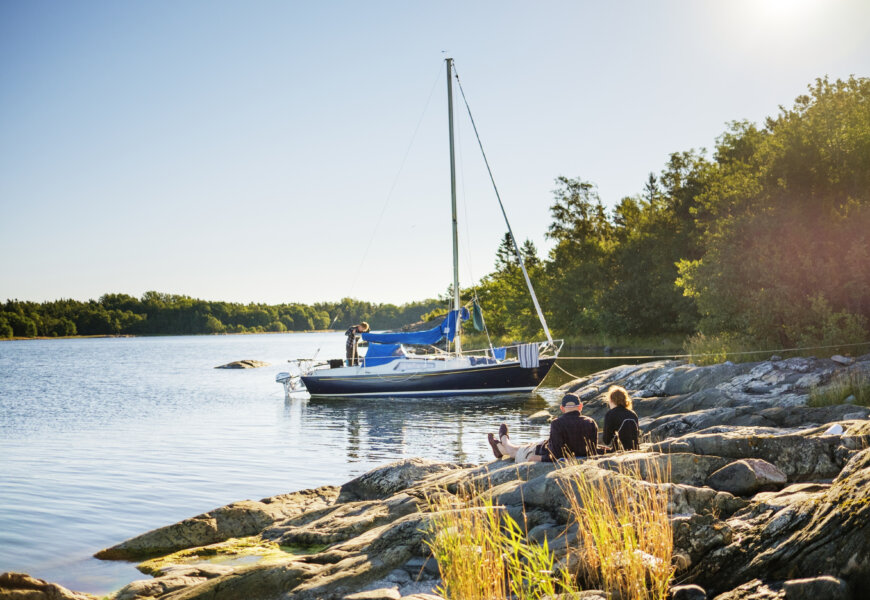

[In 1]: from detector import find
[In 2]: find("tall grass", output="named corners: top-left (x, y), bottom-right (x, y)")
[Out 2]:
top-left (424, 460), bottom-right (675, 600)
top-left (423, 488), bottom-right (567, 600)
top-left (557, 460), bottom-right (674, 600)
top-left (809, 369), bottom-right (870, 407)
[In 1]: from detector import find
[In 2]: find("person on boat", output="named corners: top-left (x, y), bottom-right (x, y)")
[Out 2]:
top-left (487, 393), bottom-right (598, 462)
top-left (345, 322), bottom-right (370, 366)
top-left (602, 385), bottom-right (640, 451)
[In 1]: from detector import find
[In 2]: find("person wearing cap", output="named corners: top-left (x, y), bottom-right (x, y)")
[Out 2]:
top-left (487, 393), bottom-right (599, 463)
top-left (345, 322), bottom-right (370, 366)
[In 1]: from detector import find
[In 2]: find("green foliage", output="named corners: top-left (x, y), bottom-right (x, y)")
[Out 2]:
top-left (682, 332), bottom-right (756, 366)
top-left (809, 370), bottom-right (870, 407)
top-left (0, 317), bottom-right (12, 339)
top-left (678, 76), bottom-right (870, 347)
top-left (471, 76), bottom-right (870, 353)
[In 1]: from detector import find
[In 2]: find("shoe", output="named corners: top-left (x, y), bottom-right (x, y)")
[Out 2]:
top-left (498, 423), bottom-right (509, 441)
top-left (487, 433), bottom-right (503, 459)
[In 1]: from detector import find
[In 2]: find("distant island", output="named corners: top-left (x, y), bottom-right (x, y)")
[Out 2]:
top-left (3, 77), bottom-right (868, 361)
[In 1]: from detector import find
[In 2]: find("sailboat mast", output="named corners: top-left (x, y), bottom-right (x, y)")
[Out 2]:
top-left (446, 57), bottom-right (461, 355)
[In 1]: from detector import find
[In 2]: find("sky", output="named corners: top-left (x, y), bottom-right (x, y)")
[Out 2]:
top-left (1, 0), bottom-right (868, 306)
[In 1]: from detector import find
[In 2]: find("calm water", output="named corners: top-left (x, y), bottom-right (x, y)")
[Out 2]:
top-left (0, 333), bottom-right (594, 594)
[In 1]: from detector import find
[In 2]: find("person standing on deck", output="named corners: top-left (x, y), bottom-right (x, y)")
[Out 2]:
top-left (345, 322), bottom-right (370, 366)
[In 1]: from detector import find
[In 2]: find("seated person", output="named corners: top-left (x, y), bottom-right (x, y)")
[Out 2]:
top-left (487, 393), bottom-right (598, 463)
top-left (602, 385), bottom-right (640, 451)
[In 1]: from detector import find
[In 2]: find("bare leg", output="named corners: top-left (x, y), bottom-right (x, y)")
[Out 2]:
top-left (498, 435), bottom-right (544, 463)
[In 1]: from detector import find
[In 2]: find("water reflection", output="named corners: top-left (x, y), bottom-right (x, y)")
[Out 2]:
top-left (284, 392), bottom-right (552, 465)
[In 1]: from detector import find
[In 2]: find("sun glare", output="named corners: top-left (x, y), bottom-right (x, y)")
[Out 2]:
top-left (756, 0), bottom-right (824, 22)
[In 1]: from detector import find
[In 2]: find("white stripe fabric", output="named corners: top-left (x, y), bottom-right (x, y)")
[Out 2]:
top-left (518, 343), bottom-right (540, 368)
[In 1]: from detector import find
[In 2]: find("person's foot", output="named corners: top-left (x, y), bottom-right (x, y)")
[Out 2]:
top-left (487, 433), bottom-right (503, 459)
top-left (498, 423), bottom-right (509, 442)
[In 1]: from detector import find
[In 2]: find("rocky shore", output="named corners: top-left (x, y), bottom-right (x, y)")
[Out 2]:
top-left (3, 355), bottom-right (869, 600)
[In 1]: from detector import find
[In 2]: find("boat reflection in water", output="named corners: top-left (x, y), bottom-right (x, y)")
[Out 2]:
top-left (282, 389), bottom-right (561, 465)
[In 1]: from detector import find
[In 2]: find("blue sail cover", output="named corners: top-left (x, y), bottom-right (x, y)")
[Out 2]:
top-left (361, 308), bottom-right (469, 345)
top-left (363, 343), bottom-right (403, 366)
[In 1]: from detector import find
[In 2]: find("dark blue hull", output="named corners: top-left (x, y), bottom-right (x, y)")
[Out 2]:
top-left (301, 357), bottom-right (556, 398)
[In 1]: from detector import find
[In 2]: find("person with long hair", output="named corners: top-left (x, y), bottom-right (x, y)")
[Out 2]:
top-left (602, 385), bottom-right (640, 451)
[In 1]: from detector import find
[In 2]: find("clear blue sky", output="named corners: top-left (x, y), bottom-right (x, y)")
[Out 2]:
top-left (2, 0), bottom-right (868, 305)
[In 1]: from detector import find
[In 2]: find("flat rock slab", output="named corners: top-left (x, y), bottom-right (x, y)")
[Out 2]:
top-left (215, 359), bottom-right (271, 369)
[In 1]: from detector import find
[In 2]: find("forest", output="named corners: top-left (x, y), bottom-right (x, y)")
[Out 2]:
top-left (2, 77), bottom-right (868, 354)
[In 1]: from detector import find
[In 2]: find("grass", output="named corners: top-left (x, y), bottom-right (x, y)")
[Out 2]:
top-left (423, 459), bottom-right (675, 600)
top-left (423, 487), bottom-right (568, 600)
top-left (682, 333), bottom-right (757, 366)
top-left (809, 369), bottom-right (870, 407)
top-left (556, 459), bottom-right (675, 600)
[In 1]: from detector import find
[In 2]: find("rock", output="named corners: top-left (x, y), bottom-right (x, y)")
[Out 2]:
top-left (343, 588), bottom-right (401, 600)
top-left (843, 394), bottom-right (857, 404)
top-left (781, 576), bottom-right (849, 600)
top-left (0, 573), bottom-right (97, 600)
top-left (214, 359), bottom-right (271, 369)
top-left (527, 409), bottom-right (552, 423)
top-left (671, 584), bottom-right (707, 600)
top-left (689, 448), bottom-right (870, 595)
top-left (651, 430), bottom-right (847, 481)
top-left (713, 579), bottom-right (784, 599)
top-left (706, 459), bottom-right (787, 496)
top-left (830, 355), bottom-right (854, 366)
top-left (96, 486), bottom-right (340, 559)
top-left (673, 513), bottom-right (732, 565)
top-left (339, 459), bottom-right (463, 501)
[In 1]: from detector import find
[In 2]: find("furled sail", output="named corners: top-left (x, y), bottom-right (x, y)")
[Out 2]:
top-left (361, 308), bottom-right (469, 345)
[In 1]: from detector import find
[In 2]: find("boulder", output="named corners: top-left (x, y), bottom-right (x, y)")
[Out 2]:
top-left (339, 459), bottom-right (463, 501)
top-left (706, 459), bottom-right (787, 496)
top-left (214, 359), bottom-right (270, 369)
top-left (0, 573), bottom-right (96, 600)
top-left (527, 409), bottom-right (552, 423)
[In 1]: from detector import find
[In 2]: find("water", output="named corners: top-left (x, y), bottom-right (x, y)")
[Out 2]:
top-left (0, 333), bottom-right (592, 595)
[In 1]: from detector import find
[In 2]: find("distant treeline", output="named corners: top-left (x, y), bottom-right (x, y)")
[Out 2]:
top-left (0, 293), bottom-right (445, 338)
top-left (3, 77), bottom-right (869, 352)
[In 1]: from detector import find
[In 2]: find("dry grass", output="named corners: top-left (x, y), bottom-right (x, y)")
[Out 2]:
top-left (423, 458), bottom-right (675, 600)
top-left (557, 459), bottom-right (675, 600)
top-left (423, 486), bottom-right (568, 600)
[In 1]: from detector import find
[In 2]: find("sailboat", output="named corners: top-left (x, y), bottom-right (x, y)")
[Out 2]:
top-left (277, 58), bottom-right (561, 398)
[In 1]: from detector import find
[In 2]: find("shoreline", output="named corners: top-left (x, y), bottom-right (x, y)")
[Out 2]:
top-left (3, 354), bottom-right (869, 599)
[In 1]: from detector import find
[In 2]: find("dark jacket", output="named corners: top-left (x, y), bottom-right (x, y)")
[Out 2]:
top-left (603, 405), bottom-right (640, 451)
top-left (345, 327), bottom-right (359, 362)
top-left (542, 411), bottom-right (598, 462)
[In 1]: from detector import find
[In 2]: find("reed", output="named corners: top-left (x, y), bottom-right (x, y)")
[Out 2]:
top-left (423, 487), bottom-right (567, 600)
top-left (556, 459), bottom-right (675, 600)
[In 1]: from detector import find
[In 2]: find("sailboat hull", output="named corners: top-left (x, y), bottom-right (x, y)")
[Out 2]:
top-left (301, 357), bottom-right (556, 398)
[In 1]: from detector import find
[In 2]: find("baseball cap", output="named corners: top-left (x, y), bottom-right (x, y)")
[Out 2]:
top-left (561, 393), bottom-right (581, 407)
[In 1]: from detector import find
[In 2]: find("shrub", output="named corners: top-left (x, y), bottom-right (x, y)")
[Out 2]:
top-left (810, 369), bottom-right (870, 407)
